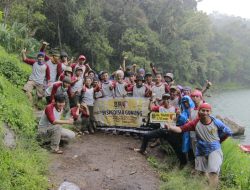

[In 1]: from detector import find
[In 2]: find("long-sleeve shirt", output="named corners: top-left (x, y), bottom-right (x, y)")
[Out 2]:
top-left (23, 58), bottom-right (50, 84)
top-left (180, 116), bottom-right (232, 156)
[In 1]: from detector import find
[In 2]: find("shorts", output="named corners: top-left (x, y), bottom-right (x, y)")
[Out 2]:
top-left (23, 80), bottom-right (44, 98)
top-left (195, 149), bottom-right (223, 174)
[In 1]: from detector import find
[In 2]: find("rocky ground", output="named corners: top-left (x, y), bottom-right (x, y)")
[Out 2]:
top-left (48, 132), bottom-right (160, 190)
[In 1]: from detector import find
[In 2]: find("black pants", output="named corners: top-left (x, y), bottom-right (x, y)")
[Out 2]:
top-left (140, 128), bottom-right (187, 165)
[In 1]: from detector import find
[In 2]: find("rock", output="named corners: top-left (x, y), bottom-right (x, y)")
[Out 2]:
top-left (58, 181), bottom-right (80, 190)
top-left (216, 115), bottom-right (245, 136)
top-left (3, 124), bottom-right (16, 148)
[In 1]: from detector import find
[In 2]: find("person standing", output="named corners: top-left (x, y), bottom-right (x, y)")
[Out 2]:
top-left (166, 103), bottom-right (232, 188)
top-left (21, 49), bottom-right (50, 103)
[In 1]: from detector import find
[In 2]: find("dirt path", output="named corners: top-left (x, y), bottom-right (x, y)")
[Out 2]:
top-left (48, 132), bottom-right (160, 190)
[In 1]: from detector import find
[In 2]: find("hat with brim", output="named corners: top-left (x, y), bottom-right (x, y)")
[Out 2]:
top-left (63, 77), bottom-right (71, 84)
top-left (164, 73), bottom-right (174, 80)
top-left (64, 66), bottom-right (72, 73)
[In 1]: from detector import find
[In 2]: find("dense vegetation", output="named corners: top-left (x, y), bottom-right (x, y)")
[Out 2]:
top-left (0, 47), bottom-right (48, 189)
top-left (2, 0), bottom-right (250, 87)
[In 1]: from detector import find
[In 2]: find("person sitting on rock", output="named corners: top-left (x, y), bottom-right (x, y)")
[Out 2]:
top-left (166, 103), bottom-right (232, 189)
top-left (37, 93), bottom-right (75, 154)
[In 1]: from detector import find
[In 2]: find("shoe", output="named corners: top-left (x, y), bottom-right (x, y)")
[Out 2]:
top-left (133, 148), bottom-right (147, 155)
top-left (89, 127), bottom-right (95, 134)
top-left (150, 139), bottom-right (160, 148)
top-left (51, 149), bottom-right (63, 154)
top-left (83, 130), bottom-right (89, 135)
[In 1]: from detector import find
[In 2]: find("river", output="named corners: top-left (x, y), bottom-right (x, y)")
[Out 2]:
top-left (206, 89), bottom-right (250, 144)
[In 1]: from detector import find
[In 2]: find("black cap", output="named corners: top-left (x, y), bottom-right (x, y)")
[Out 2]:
top-left (145, 73), bottom-right (152, 77)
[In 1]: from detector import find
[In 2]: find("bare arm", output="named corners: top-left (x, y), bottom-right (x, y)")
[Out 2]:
top-left (53, 118), bottom-right (74, 125)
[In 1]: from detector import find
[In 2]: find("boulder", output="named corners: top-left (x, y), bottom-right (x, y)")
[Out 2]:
top-left (3, 123), bottom-right (16, 148)
top-left (58, 181), bottom-right (80, 190)
top-left (216, 115), bottom-right (245, 136)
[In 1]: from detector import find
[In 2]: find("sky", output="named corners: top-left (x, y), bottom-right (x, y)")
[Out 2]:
top-left (197, 0), bottom-right (250, 19)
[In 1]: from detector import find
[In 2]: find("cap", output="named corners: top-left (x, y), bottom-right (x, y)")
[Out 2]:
top-left (60, 51), bottom-right (68, 58)
top-left (135, 76), bottom-right (144, 81)
top-left (127, 72), bottom-right (135, 77)
top-left (138, 68), bottom-right (145, 74)
top-left (177, 85), bottom-right (183, 91)
top-left (199, 103), bottom-right (212, 111)
top-left (64, 66), bottom-right (72, 73)
top-left (183, 86), bottom-right (192, 91)
top-left (170, 86), bottom-right (177, 91)
top-left (37, 52), bottom-right (45, 57)
top-left (63, 77), bottom-right (71, 84)
top-left (164, 73), bottom-right (174, 80)
top-left (162, 93), bottom-right (170, 99)
top-left (51, 50), bottom-right (60, 57)
top-left (78, 55), bottom-right (86, 60)
top-left (75, 66), bottom-right (83, 71)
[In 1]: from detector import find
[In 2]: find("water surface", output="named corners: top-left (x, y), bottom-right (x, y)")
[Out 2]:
top-left (206, 89), bottom-right (250, 144)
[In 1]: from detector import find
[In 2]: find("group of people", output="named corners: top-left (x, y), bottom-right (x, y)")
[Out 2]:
top-left (21, 42), bottom-right (232, 189)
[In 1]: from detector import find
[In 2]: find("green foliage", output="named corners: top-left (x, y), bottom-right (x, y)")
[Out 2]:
top-left (0, 73), bottom-right (48, 189)
top-left (0, 22), bottom-right (39, 53)
top-left (0, 46), bottom-right (31, 86)
top-left (0, 75), bottom-right (35, 136)
top-left (5, 0), bottom-right (46, 33)
top-left (221, 138), bottom-right (250, 189)
top-left (0, 10), bottom-right (3, 22)
top-left (0, 140), bottom-right (48, 190)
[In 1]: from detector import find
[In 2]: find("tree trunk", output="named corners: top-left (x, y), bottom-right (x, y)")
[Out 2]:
top-left (57, 15), bottom-right (62, 50)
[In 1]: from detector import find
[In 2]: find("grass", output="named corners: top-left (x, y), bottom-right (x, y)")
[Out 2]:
top-left (0, 45), bottom-right (50, 189)
top-left (148, 138), bottom-right (250, 190)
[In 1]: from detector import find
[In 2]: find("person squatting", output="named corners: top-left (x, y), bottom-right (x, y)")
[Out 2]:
top-left (21, 42), bottom-right (230, 189)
